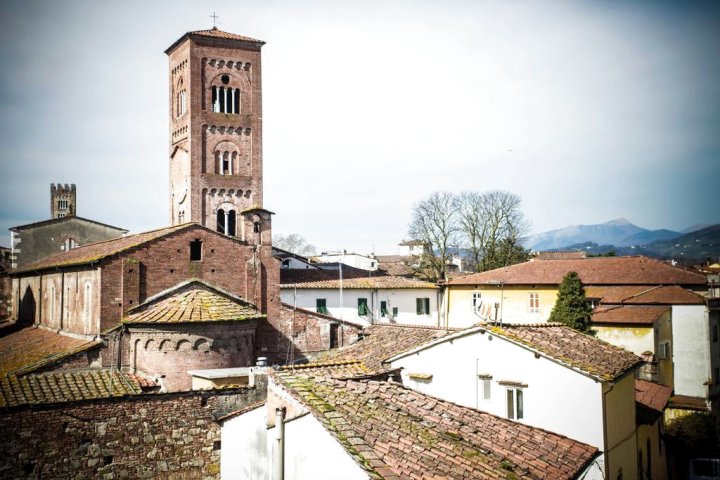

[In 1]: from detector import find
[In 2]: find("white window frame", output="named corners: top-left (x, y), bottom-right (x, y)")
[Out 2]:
top-left (506, 387), bottom-right (524, 420)
top-left (529, 292), bottom-right (540, 313)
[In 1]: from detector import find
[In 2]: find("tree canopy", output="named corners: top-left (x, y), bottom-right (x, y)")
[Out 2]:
top-left (407, 190), bottom-right (530, 281)
top-left (273, 233), bottom-right (317, 256)
top-left (548, 271), bottom-right (594, 334)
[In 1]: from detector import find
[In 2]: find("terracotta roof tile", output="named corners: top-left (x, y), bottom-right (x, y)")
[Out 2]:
top-left (280, 266), bottom-right (383, 285)
top-left (124, 279), bottom-right (263, 324)
top-left (275, 374), bottom-right (599, 480)
top-left (190, 27), bottom-right (264, 43)
top-left (0, 328), bottom-right (101, 376)
top-left (12, 223), bottom-right (199, 274)
top-left (282, 275), bottom-right (437, 290)
top-left (586, 285), bottom-right (706, 305)
top-left (487, 323), bottom-right (643, 381)
top-left (447, 256), bottom-right (707, 286)
top-left (0, 369), bottom-right (142, 408)
top-left (315, 324), bottom-right (458, 373)
top-left (635, 380), bottom-right (673, 413)
top-left (591, 305), bottom-right (670, 326)
top-left (374, 255), bottom-right (417, 277)
top-left (278, 360), bottom-right (372, 378)
top-left (668, 395), bottom-right (710, 411)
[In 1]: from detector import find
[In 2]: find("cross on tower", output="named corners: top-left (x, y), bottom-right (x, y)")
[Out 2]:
top-left (210, 12), bottom-right (219, 28)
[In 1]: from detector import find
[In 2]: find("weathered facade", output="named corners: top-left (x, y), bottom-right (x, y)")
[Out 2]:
top-left (166, 28), bottom-right (265, 230)
top-left (10, 216), bottom-right (127, 270)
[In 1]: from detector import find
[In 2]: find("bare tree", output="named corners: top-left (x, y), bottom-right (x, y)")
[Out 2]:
top-left (455, 190), bottom-right (530, 272)
top-left (273, 233), bottom-right (317, 256)
top-left (408, 192), bottom-right (459, 281)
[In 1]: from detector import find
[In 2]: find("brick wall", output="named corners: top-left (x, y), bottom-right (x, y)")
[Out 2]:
top-left (0, 384), bottom-right (266, 479)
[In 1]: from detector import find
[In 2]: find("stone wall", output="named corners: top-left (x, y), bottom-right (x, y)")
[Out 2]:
top-left (0, 383), bottom-right (266, 479)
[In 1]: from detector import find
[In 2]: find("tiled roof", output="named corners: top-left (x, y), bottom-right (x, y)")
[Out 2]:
top-left (278, 360), bottom-right (373, 379)
top-left (275, 374), bottom-right (599, 480)
top-left (166, 28), bottom-right (265, 54)
top-left (533, 251), bottom-right (587, 260)
top-left (13, 223), bottom-right (199, 274)
top-left (374, 255), bottom-right (416, 277)
top-left (586, 285), bottom-right (706, 305)
top-left (0, 369), bottom-right (142, 408)
top-left (9, 215), bottom-right (127, 233)
top-left (591, 305), bottom-right (670, 326)
top-left (668, 395), bottom-right (710, 412)
top-left (447, 256), bottom-right (707, 286)
top-left (0, 327), bottom-right (101, 376)
top-left (635, 380), bottom-right (673, 413)
top-left (124, 279), bottom-right (263, 324)
top-left (486, 324), bottom-right (642, 381)
top-left (282, 275), bottom-right (437, 290)
top-left (279, 265), bottom-right (376, 285)
top-left (315, 324), bottom-right (457, 373)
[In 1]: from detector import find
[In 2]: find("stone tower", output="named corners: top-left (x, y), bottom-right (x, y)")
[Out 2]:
top-left (165, 28), bottom-right (266, 238)
top-left (50, 183), bottom-right (76, 218)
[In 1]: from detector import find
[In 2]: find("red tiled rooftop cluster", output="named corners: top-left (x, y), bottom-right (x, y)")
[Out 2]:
top-left (276, 374), bottom-right (599, 480)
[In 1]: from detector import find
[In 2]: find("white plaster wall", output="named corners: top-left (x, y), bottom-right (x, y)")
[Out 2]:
top-left (278, 414), bottom-right (368, 480)
top-left (314, 254), bottom-right (378, 271)
top-left (672, 305), bottom-right (711, 397)
top-left (221, 405), bottom-right (269, 480)
top-left (389, 330), bottom-right (606, 449)
top-left (280, 288), bottom-right (440, 326)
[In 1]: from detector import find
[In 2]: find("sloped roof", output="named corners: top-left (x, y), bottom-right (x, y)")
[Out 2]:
top-left (165, 27), bottom-right (265, 54)
top-left (0, 369), bottom-right (142, 408)
top-left (274, 374), bottom-right (599, 480)
top-left (278, 360), bottom-right (373, 379)
top-left (279, 265), bottom-right (376, 285)
top-left (0, 327), bottom-right (101, 376)
top-left (488, 323), bottom-right (643, 381)
top-left (13, 223), bottom-right (218, 274)
top-left (282, 275), bottom-right (437, 290)
top-left (447, 256), bottom-right (707, 286)
top-left (374, 255), bottom-right (416, 277)
top-left (591, 305), bottom-right (670, 326)
top-left (10, 215), bottom-right (127, 233)
top-left (124, 279), bottom-right (263, 324)
top-left (314, 324), bottom-right (457, 373)
top-left (534, 251), bottom-right (587, 260)
top-left (635, 380), bottom-right (673, 413)
top-left (586, 285), bottom-right (706, 305)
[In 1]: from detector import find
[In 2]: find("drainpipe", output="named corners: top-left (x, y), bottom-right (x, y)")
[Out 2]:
top-left (274, 407), bottom-right (285, 480)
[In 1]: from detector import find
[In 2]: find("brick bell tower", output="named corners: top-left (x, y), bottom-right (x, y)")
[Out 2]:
top-left (165, 28), bottom-right (267, 238)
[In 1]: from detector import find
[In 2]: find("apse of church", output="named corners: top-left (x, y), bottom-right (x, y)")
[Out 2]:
top-left (166, 29), bottom-right (265, 236)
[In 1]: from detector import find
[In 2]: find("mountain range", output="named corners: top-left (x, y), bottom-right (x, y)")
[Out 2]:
top-left (525, 219), bottom-right (719, 263)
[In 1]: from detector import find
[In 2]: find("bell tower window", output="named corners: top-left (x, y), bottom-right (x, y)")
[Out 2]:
top-left (176, 78), bottom-right (187, 117)
top-left (216, 209), bottom-right (236, 236)
top-left (211, 74), bottom-right (241, 114)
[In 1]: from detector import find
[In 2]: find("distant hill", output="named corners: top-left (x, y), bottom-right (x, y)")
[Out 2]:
top-left (527, 218), bottom-right (645, 251)
top-left (546, 224), bottom-right (720, 263)
top-left (618, 229), bottom-right (682, 247)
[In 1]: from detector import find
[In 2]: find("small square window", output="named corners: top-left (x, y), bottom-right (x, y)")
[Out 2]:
top-left (190, 239), bottom-right (202, 261)
top-left (316, 298), bottom-right (328, 315)
top-left (416, 298), bottom-right (430, 315)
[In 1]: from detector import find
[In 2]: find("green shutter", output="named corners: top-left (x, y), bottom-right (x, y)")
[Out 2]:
top-left (316, 299), bottom-right (329, 315)
top-left (424, 298), bottom-right (430, 315)
top-left (416, 298), bottom-right (423, 315)
top-left (358, 298), bottom-right (369, 316)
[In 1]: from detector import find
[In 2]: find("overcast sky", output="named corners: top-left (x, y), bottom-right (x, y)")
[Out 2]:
top-left (1, 0), bottom-right (718, 254)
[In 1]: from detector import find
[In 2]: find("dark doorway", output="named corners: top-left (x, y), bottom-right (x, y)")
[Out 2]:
top-left (19, 286), bottom-right (36, 327)
top-left (329, 324), bottom-right (339, 349)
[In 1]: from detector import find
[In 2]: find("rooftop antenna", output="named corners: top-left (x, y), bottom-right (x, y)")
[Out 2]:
top-left (210, 11), bottom-right (220, 28)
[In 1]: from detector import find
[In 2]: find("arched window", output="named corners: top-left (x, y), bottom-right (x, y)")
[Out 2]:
top-left (217, 209), bottom-right (226, 234)
top-left (176, 79), bottom-right (187, 117)
top-left (61, 237), bottom-right (77, 251)
top-left (227, 210), bottom-right (236, 236)
top-left (211, 74), bottom-right (241, 114)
